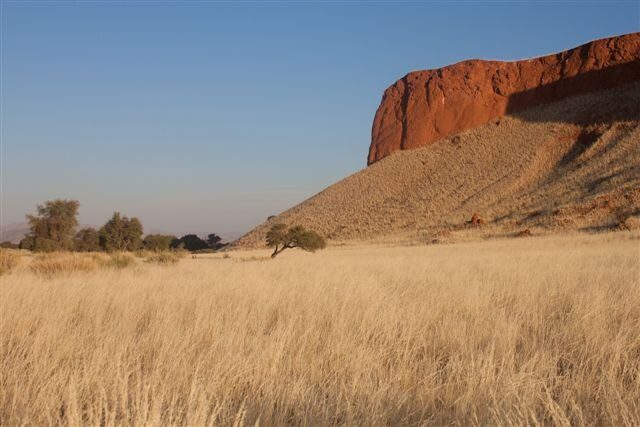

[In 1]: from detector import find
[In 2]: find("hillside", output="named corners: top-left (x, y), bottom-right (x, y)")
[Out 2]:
top-left (235, 82), bottom-right (640, 248)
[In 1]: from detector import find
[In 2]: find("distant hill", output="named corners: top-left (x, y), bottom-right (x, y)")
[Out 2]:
top-left (235, 82), bottom-right (640, 248)
top-left (0, 223), bottom-right (31, 244)
top-left (0, 223), bottom-right (97, 244)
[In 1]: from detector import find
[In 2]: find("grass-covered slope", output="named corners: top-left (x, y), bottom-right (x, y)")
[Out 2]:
top-left (236, 83), bottom-right (640, 247)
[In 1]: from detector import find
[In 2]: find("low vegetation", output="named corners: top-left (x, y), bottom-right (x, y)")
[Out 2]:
top-left (26, 252), bottom-right (139, 277)
top-left (29, 253), bottom-right (99, 276)
top-left (2, 232), bottom-right (638, 425)
top-left (16, 199), bottom-right (228, 254)
top-left (100, 252), bottom-right (136, 269)
top-left (145, 251), bottom-right (182, 265)
top-left (0, 249), bottom-right (21, 275)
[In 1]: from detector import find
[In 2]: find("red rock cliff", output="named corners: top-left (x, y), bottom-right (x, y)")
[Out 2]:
top-left (368, 33), bottom-right (640, 165)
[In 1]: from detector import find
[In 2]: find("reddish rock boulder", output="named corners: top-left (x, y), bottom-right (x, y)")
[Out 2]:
top-left (368, 33), bottom-right (640, 165)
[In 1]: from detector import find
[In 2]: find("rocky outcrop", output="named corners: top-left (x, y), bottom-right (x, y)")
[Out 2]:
top-left (368, 33), bottom-right (640, 165)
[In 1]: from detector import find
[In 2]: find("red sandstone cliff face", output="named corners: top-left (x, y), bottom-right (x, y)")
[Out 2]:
top-left (368, 33), bottom-right (640, 165)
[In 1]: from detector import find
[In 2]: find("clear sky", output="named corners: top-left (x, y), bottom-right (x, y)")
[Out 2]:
top-left (2, 1), bottom-right (638, 235)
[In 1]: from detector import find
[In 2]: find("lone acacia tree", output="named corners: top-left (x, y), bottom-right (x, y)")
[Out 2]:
top-left (266, 224), bottom-right (326, 258)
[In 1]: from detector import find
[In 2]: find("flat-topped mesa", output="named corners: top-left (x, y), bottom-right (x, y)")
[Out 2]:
top-left (368, 32), bottom-right (640, 165)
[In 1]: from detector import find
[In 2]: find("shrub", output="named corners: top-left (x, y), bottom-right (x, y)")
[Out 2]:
top-left (18, 236), bottom-right (35, 251)
top-left (207, 234), bottom-right (227, 250)
top-left (171, 234), bottom-right (209, 251)
top-left (74, 228), bottom-right (101, 252)
top-left (0, 241), bottom-right (19, 249)
top-left (145, 252), bottom-right (181, 265)
top-left (101, 253), bottom-right (135, 269)
top-left (30, 253), bottom-right (98, 276)
top-left (0, 249), bottom-right (21, 275)
top-left (143, 234), bottom-right (177, 252)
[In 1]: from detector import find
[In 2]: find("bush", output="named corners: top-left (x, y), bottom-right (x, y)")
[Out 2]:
top-left (0, 241), bottom-right (19, 249)
top-left (145, 252), bottom-right (181, 265)
top-left (0, 249), bottom-right (21, 275)
top-left (171, 234), bottom-right (209, 252)
top-left (18, 236), bottom-right (35, 251)
top-left (101, 253), bottom-right (135, 269)
top-left (143, 234), bottom-right (177, 252)
top-left (74, 228), bottom-right (101, 252)
top-left (30, 253), bottom-right (98, 276)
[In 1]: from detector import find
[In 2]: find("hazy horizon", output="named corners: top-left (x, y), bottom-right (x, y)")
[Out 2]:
top-left (2, 1), bottom-right (638, 235)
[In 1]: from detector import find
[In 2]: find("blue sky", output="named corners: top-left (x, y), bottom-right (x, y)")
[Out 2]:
top-left (2, 1), bottom-right (638, 235)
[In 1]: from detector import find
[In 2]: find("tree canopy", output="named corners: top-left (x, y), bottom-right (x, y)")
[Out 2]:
top-left (22, 199), bottom-right (79, 252)
top-left (74, 227), bottom-right (101, 252)
top-left (207, 233), bottom-right (225, 250)
top-left (18, 199), bottom-right (231, 254)
top-left (171, 234), bottom-right (209, 251)
top-left (143, 234), bottom-right (177, 252)
top-left (99, 212), bottom-right (144, 252)
top-left (266, 224), bottom-right (326, 258)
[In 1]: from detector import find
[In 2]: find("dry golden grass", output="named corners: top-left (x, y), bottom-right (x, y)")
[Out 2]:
top-left (237, 83), bottom-right (640, 248)
top-left (0, 249), bottom-right (21, 275)
top-left (1, 231), bottom-right (639, 425)
top-left (29, 252), bottom-right (100, 276)
top-left (26, 252), bottom-right (139, 277)
top-left (145, 251), bottom-right (182, 265)
top-left (100, 253), bottom-right (136, 269)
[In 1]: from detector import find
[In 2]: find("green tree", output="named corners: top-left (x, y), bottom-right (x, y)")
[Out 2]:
top-left (266, 224), bottom-right (326, 258)
top-left (23, 199), bottom-right (80, 252)
top-left (207, 233), bottom-right (225, 250)
top-left (171, 234), bottom-right (208, 252)
top-left (99, 212), bottom-right (144, 252)
top-left (143, 234), bottom-right (177, 252)
top-left (74, 227), bottom-right (101, 252)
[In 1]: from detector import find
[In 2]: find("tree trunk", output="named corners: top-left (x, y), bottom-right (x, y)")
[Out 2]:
top-left (271, 245), bottom-right (284, 258)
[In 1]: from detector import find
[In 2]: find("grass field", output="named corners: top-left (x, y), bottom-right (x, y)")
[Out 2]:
top-left (2, 232), bottom-right (639, 425)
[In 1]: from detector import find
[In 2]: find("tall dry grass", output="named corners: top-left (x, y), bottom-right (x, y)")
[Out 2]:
top-left (27, 252), bottom-right (140, 277)
top-left (29, 252), bottom-right (100, 276)
top-left (0, 249), bottom-right (21, 275)
top-left (1, 232), bottom-right (639, 425)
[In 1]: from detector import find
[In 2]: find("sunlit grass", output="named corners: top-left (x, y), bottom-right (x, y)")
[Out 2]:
top-left (2, 232), bottom-right (639, 425)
